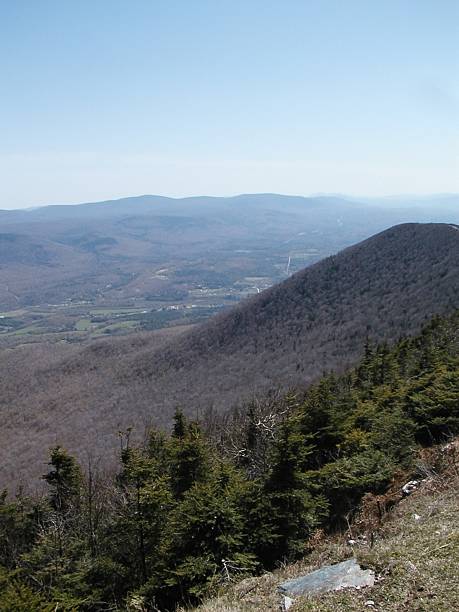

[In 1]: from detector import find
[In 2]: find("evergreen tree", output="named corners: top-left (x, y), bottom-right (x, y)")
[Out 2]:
top-left (106, 442), bottom-right (173, 593)
top-left (172, 408), bottom-right (187, 439)
top-left (42, 446), bottom-right (82, 514)
top-left (159, 462), bottom-right (256, 606)
top-left (265, 420), bottom-right (326, 562)
top-left (0, 310), bottom-right (457, 610)
top-left (0, 490), bottom-right (42, 570)
top-left (169, 417), bottom-right (210, 499)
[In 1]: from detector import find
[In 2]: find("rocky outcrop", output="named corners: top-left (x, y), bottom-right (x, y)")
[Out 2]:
top-left (278, 558), bottom-right (375, 597)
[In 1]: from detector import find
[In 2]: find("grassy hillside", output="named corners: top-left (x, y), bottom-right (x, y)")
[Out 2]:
top-left (190, 445), bottom-right (459, 612)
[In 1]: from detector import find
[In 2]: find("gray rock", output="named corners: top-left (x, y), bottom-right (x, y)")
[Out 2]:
top-left (278, 558), bottom-right (375, 597)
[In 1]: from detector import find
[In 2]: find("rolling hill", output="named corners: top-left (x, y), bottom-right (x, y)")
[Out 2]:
top-left (1, 222), bottom-right (458, 487)
top-left (0, 193), bottom-right (457, 312)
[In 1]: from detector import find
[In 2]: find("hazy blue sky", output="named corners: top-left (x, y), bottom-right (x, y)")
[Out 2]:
top-left (0, 0), bottom-right (457, 208)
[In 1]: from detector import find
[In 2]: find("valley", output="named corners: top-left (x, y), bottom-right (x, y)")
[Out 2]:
top-left (0, 252), bottom-right (308, 346)
top-left (0, 221), bottom-right (457, 489)
top-left (0, 203), bottom-right (458, 612)
top-left (0, 194), bottom-right (457, 346)
top-left (3, 5), bottom-right (458, 608)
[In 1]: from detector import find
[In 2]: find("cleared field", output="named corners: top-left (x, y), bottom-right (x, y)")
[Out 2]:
top-left (89, 307), bottom-right (147, 315)
top-left (75, 318), bottom-right (92, 331)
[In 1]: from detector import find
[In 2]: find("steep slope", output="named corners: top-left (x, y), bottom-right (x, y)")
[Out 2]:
top-left (131, 222), bottom-right (459, 398)
top-left (1, 310), bottom-right (457, 610)
top-left (1, 223), bottom-right (458, 486)
top-left (190, 448), bottom-right (459, 612)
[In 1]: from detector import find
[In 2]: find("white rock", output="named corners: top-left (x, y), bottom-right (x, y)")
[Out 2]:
top-left (413, 513), bottom-right (421, 521)
top-left (283, 595), bottom-right (294, 610)
top-left (365, 600), bottom-right (376, 607)
top-left (402, 480), bottom-right (419, 495)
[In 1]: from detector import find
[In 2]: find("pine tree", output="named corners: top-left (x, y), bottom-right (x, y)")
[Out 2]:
top-left (42, 446), bottom-right (82, 514)
top-left (172, 408), bottom-right (187, 439)
top-left (109, 444), bottom-right (173, 591)
top-left (160, 462), bottom-right (256, 606)
top-left (169, 416), bottom-right (210, 499)
top-left (265, 420), bottom-right (326, 563)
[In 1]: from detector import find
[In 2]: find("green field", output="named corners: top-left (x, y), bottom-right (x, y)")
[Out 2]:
top-left (89, 307), bottom-right (146, 316)
top-left (75, 318), bottom-right (92, 331)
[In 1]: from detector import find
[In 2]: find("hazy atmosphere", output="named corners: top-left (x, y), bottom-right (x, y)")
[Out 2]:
top-left (1, 0), bottom-right (458, 208)
top-left (0, 3), bottom-right (458, 611)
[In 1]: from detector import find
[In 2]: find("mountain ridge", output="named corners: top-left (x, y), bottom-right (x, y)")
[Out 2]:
top-left (0, 194), bottom-right (457, 311)
top-left (0, 222), bottom-right (458, 487)
top-left (2, 192), bottom-right (458, 217)
top-left (138, 222), bottom-right (459, 375)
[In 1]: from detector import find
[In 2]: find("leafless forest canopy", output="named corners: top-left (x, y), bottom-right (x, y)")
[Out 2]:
top-left (0, 221), bottom-right (458, 488)
top-left (0, 194), bottom-right (457, 342)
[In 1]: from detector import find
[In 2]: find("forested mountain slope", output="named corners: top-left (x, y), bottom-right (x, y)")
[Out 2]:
top-left (140, 222), bottom-right (459, 386)
top-left (1, 309), bottom-right (458, 610)
top-left (0, 223), bottom-right (458, 486)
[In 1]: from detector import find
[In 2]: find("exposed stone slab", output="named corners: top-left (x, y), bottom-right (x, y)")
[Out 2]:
top-left (278, 558), bottom-right (375, 597)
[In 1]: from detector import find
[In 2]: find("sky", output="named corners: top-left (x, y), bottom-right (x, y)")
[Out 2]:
top-left (0, 0), bottom-right (458, 209)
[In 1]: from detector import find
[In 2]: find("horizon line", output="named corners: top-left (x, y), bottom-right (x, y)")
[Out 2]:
top-left (2, 191), bottom-right (458, 212)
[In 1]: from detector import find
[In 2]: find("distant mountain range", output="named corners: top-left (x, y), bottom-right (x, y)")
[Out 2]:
top-left (1, 222), bottom-right (458, 487)
top-left (0, 193), bottom-right (457, 309)
top-left (2, 193), bottom-right (458, 219)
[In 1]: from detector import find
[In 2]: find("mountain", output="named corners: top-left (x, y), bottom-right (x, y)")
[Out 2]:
top-left (2, 193), bottom-right (458, 223)
top-left (128, 222), bottom-right (459, 411)
top-left (1, 223), bottom-right (458, 487)
top-left (0, 193), bottom-right (457, 312)
top-left (1, 307), bottom-right (458, 610)
top-left (0, 233), bottom-right (95, 309)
